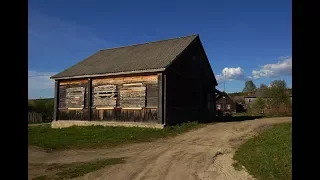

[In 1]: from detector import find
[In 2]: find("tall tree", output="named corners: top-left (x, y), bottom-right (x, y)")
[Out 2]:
top-left (256, 83), bottom-right (269, 97)
top-left (242, 80), bottom-right (257, 92)
top-left (270, 80), bottom-right (287, 89)
top-left (266, 80), bottom-right (290, 106)
top-left (259, 84), bottom-right (268, 89)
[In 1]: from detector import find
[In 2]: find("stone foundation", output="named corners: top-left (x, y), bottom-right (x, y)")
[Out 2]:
top-left (51, 120), bottom-right (164, 129)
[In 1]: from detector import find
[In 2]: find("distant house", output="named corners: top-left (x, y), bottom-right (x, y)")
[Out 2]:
top-left (244, 92), bottom-right (258, 107)
top-left (244, 91), bottom-right (292, 108)
top-left (216, 95), bottom-right (236, 113)
top-left (215, 90), bottom-right (245, 114)
top-left (50, 34), bottom-right (218, 128)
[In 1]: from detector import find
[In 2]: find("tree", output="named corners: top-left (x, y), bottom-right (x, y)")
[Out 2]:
top-left (28, 101), bottom-right (36, 112)
top-left (252, 97), bottom-right (266, 113)
top-left (270, 80), bottom-right (287, 89)
top-left (265, 80), bottom-right (290, 107)
top-left (259, 84), bottom-right (268, 89)
top-left (242, 80), bottom-right (257, 93)
top-left (45, 100), bottom-right (54, 113)
top-left (28, 99), bottom-right (54, 113)
top-left (256, 83), bottom-right (269, 97)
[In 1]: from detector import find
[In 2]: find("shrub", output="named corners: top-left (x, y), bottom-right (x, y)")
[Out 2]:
top-left (251, 97), bottom-right (266, 114)
top-left (265, 103), bottom-right (292, 116)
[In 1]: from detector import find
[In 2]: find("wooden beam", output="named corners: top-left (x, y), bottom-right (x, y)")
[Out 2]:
top-left (122, 107), bottom-right (142, 110)
top-left (96, 107), bottom-right (114, 110)
top-left (88, 78), bottom-right (92, 121)
top-left (67, 108), bottom-right (83, 110)
top-left (158, 73), bottom-right (163, 124)
top-left (163, 74), bottom-right (167, 126)
top-left (53, 80), bottom-right (59, 121)
top-left (51, 68), bottom-right (165, 80)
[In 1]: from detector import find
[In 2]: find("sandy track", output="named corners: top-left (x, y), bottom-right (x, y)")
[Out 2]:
top-left (28, 117), bottom-right (291, 180)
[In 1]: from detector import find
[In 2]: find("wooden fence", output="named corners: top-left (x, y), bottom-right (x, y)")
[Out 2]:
top-left (28, 112), bottom-right (53, 124)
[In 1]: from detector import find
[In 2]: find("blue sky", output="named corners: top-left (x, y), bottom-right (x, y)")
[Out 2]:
top-left (28, 0), bottom-right (292, 99)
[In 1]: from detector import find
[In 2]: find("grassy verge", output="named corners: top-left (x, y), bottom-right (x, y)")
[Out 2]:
top-left (233, 123), bottom-right (292, 180)
top-left (32, 158), bottom-right (125, 180)
top-left (28, 121), bottom-right (202, 150)
top-left (232, 112), bottom-right (291, 118)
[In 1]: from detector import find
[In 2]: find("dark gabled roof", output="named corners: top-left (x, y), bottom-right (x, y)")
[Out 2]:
top-left (51, 34), bottom-right (199, 79)
top-left (232, 95), bottom-right (245, 102)
top-left (214, 90), bottom-right (237, 102)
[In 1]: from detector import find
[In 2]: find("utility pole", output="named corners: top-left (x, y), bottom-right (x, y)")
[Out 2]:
top-left (224, 70), bottom-right (226, 92)
top-left (223, 70), bottom-right (226, 113)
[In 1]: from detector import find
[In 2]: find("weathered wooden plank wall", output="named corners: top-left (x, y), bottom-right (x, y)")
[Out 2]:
top-left (92, 75), bottom-right (158, 108)
top-left (59, 79), bottom-right (88, 109)
top-left (57, 75), bottom-right (159, 123)
top-left (147, 84), bottom-right (158, 108)
top-left (91, 75), bottom-right (158, 122)
top-left (119, 83), bottom-right (146, 108)
top-left (66, 87), bottom-right (86, 108)
top-left (57, 79), bottom-right (89, 120)
top-left (91, 108), bottom-right (157, 123)
top-left (59, 109), bottom-right (89, 121)
top-left (93, 85), bottom-right (117, 107)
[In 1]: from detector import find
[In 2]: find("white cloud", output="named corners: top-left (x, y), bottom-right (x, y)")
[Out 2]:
top-left (28, 70), bottom-right (57, 99)
top-left (215, 67), bottom-right (249, 82)
top-left (215, 74), bottom-right (224, 82)
top-left (252, 57), bottom-right (292, 79)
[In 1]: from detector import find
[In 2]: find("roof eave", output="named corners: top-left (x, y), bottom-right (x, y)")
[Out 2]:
top-left (50, 68), bottom-right (166, 80)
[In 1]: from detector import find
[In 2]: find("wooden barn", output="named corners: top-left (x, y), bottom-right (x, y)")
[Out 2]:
top-left (50, 34), bottom-right (218, 128)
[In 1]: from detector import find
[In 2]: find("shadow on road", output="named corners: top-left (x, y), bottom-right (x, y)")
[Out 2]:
top-left (214, 115), bottom-right (264, 122)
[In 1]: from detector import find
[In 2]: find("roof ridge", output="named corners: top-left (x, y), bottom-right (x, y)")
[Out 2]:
top-left (99, 34), bottom-right (198, 51)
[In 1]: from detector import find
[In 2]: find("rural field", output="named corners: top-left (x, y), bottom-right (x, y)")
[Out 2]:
top-left (28, 117), bottom-right (291, 180)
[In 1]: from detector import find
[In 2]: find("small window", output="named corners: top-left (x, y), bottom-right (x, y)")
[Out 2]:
top-left (217, 104), bottom-right (221, 110)
top-left (66, 87), bottom-right (85, 108)
top-left (227, 104), bottom-right (231, 110)
top-left (249, 99), bottom-right (251, 102)
top-left (93, 85), bottom-right (117, 107)
top-left (120, 83), bottom-right (146, 108)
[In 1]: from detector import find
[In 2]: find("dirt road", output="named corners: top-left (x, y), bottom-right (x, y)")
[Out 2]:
top-left (28, 117), bottom-right (291, 180)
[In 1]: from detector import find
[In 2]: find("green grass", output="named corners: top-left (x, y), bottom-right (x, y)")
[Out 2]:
top-left (28, 122), bottom-right (43, 125)
top-left (32, 158), bottom-right (125, 180)
top-left (33, 176), bottom-right (49, 180)
top-left (28, 122), bottom-right (202, 150)
top-left (232, 112), bottom-right (292, 118)
top-left (233, 123), bottom-right (292, 180)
